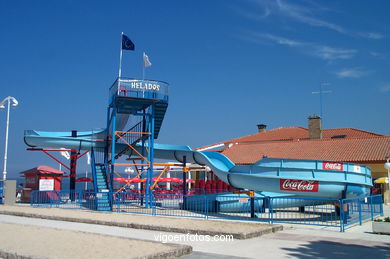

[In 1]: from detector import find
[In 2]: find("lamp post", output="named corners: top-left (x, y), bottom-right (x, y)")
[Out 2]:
top-left (124, 167), bottom-right (134, 179)
top-left (385, 156), bottom-right (390, 191)
top-left (0, 96), bottom-right (18, 181)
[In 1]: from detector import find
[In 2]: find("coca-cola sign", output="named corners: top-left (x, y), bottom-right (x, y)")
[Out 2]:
top-left (280, 179), bottom-right (319, 192)
top-left (322, 161), bottom-right (344, 171)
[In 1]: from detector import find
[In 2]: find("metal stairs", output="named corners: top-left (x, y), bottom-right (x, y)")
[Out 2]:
top-left (94, 163), bottom-right (111, 211)
top-left (154, 102), bottom-right (168, 139)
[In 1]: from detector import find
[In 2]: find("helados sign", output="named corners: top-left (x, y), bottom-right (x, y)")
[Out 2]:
top-left (130, 80), bottom-right (161, 92)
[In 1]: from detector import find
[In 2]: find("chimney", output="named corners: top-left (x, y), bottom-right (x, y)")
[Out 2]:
top-left (308, 115), bottom-right (322, 139)
top-left (257, 124), bottom-right (267, 133)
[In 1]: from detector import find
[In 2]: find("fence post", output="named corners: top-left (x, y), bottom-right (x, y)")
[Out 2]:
top-left (152, 193), bottom-right (156, 216)
top-left (358, 198), bottom-right (362, 225)
top-left (380, 195), bottom-right (384, 216)
top-left (339, 199), bottom-right (344, 232)
top-left (250, 196), bottom-right (255, 218)
top-left (204, 195), bottom-right (208, 220)
top-left (370, 196), bottom-right (374, 221)
top-left (269, 197), bottom-right (273, 224)
top-left (49, 191), bottom-right (53, 208)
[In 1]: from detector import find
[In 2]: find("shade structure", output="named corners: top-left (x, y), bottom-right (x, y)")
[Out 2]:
top-left (120, 178), bottom-right (146, 183)
top-left (374, 177), bottom-right (388, 184)
top-left (75, 177), bottom-right (93, 182)
top-left (159, 177), bottom-right (182, 183)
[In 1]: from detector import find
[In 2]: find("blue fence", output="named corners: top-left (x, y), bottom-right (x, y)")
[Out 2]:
top-left (29, 190), bottom-right (383, 232)
top-left (30, 190), bottom-right (99, 210)
top-left (0, 181), bottom-right (3, 204)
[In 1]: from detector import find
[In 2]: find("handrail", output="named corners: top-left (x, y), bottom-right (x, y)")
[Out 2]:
top-left (109, 78), bottom-right (169, 103)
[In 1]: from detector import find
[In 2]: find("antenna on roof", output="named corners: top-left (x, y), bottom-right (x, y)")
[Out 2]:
top-left (312, 82), bottom-right (332, 127)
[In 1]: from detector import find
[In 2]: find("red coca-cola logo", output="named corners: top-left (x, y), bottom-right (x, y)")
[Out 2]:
top-left (322, 161), bottom-right (343, 171)
top-left (280, 179), bottom-right (319, 192)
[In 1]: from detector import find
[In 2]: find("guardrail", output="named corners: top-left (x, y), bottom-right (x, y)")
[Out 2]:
top-left (109, 78), bottom-right (169, 103)
top-left (30, 190), bottom-right (383, 232)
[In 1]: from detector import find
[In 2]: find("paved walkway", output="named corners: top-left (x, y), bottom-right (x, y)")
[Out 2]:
top-left (0, 205), bottom-right (281, 239)
top-left (0, 205), bottom-right (389, 258)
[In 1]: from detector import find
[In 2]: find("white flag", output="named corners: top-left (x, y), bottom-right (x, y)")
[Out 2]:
top-left (143, 52), bottom-right (152, 67)
top-left (86, 152), bottom-right (91, 165)
top-left (60, 148), bottom-right (70, 160)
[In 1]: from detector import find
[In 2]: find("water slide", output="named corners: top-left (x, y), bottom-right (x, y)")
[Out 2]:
top-left (24, 129), bottom-right (372, 200)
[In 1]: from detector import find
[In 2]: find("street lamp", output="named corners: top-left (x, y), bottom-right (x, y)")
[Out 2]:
top-left (0, 96), bottom-right (18, 181)
top-left (385, 156), bottom-right (390, 190)
top-left (124, 167), bottom-right (134, 179)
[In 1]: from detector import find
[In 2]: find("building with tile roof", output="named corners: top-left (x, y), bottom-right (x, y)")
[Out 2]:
top-left (198, 116), bottom-right (390, 202)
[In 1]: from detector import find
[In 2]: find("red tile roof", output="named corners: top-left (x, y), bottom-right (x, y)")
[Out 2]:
top-left (225, 127), bottom-right (384, 144)
top-left (197, 126), bottom-right (389, 164)
top-left (21, 165), bottom-right (64, 176)
top-left (221, 136), bottom-right (390, 164)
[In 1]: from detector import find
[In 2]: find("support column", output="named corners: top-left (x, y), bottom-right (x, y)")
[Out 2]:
top-left (146, 106), bottom-right (155, 208)
top-left (69, 130), bottom-right (78, 192)
top-left (140, 111), bottom-right (146, 206)
top-left (110, 108), bottom-right (117, 193)
top-left (182, 156), bottom-right (187, 209)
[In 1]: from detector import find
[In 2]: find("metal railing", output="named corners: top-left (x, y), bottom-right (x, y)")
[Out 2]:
top-left (30, 190), bottom-right (98, 210)
top-left (109, 78), bottom-right (169, 103)
top-left (268, 197), bottom-right (341, 227)
top-left (340, 195), bottom-right (383, 231)
top-left (30, 190), bottom-right (383, 232)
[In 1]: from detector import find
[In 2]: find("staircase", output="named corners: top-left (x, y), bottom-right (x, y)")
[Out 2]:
top-left (154, 102), bottom-right (168, 139)
top-left (94, 163), bottom-right (111, 211)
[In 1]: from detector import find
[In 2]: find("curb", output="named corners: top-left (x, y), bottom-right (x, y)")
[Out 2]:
top-left (0, 210), bottom-right (282, 239)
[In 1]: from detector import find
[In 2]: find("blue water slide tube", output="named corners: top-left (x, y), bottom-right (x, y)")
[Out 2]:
top-left (24, 129), bottom-right (372, 199)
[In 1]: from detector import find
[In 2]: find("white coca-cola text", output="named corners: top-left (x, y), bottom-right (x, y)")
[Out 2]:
top-left (280, 179), bottom-right (319, 192)
top-left (322, 162), bottom-right (343, 171)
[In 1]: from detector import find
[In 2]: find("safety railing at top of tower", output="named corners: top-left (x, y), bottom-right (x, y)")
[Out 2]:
top-left (109, 78), bottom-right (169, 102)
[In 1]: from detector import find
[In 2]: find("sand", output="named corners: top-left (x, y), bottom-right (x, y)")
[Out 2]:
top-left (0, 222), bottom-right (191, 259)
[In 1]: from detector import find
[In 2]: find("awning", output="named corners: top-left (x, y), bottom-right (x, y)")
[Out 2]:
top-left (374, 177), bottom-right (388, 184)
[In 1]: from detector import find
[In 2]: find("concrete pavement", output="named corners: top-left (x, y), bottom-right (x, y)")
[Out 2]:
top-left (0, 212), bottom-right (389, 259)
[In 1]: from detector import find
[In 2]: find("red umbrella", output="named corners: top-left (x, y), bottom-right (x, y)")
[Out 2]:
top-left (186, 179), bottom-right (195, 183)
top-left (114, 177), bottom-right (125, 181)
top-left (76, 177), bottom-right (93, 182)
top-left (171, 177), bottom-right (183, 183)
top-left (160, 177), bottom-right (182, 183)
top-left (121, 178), bottom-right (146, 183)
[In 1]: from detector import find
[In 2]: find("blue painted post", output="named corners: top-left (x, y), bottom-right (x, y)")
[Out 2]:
top-left (146, 106), bottom-right (155, 208)
top-left (90, 148), bottom-right (98, 193)
top-left (340, 200), bottom-right (345, 232)
top-left (370, 196), bottom-right (374, 221)
top-left (380, 196), bottom-right (384, 216)
top-left (358, 198), bottom-right (362, 225)
top-left (205, 195), bottom-right (208, 219)
top-left (268, 197), bottom-right (274, 224)
top-left (110, 108), bottom-right (117, 194)
top-left (140, 112), bottom-right (146, 207)
top-left (104, 107), bottom-right (111, 167)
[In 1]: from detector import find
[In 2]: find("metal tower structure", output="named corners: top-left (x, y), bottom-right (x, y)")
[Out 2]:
top-left (90, 77), bottom-right (169, 210)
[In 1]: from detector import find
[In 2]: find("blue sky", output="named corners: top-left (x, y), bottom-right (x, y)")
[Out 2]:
top-left (1, 0), bottom-right (389, 178)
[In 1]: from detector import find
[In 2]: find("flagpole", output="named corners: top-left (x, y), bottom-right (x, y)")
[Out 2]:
top-left (118, 32), bottom-right (124, 79)
top-left (142, 52), bottom-right (145, 80)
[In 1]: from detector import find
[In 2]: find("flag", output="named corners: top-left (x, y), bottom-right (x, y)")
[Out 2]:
top-left (122, 34), bottom-right (135, 50)
top-left (143, 52), bottom-right (152, 67)
top-left (86, 152), bottom-right (91, 165)
top-left (60, 148), bottom-right (70, 160)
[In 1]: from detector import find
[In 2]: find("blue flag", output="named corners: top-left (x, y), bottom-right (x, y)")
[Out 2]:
top-left (122, 34), bottom-right (135, 50)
